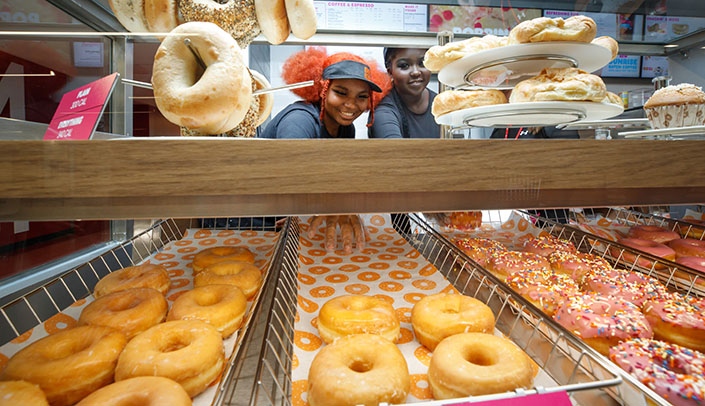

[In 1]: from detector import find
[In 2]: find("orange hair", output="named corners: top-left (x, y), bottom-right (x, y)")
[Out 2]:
top-left (281, 47), bottom-right (392, 126)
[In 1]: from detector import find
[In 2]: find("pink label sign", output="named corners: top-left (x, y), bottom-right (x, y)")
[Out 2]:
top-left (449, 391), bottom-right (571, 406)
top-left (44, 72), bottom-right (119, 140)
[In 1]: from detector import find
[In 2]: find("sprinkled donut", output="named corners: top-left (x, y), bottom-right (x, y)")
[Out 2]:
top-left (610, 338), bottom-right (705, 406)
top-left (454, 237), bottom-right (507, 266)
top-left (179, 0), bottom-right (261, 48)
top-left (485, 250), bottom-right (550, 280)
top-left (548, 250), bottom-right (603, 280)
top-left (643, 292), bottom-right (705, 352)
top-left (505, 268), bottom-right (581, 316)
top-left (522, 234), bottom-right (576, 257)
top-left (553, 292), bottom-right (653, 356)
top-left (581, 267), bottom-right (666, 307)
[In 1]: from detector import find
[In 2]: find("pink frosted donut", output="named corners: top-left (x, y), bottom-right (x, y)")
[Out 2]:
top-left (553, 293), bottom-right (653, 356)
top-left (505, 269), bottom-right (581, 317)
top-left (643, 292), bottom-right (705, 353)
top-left (610, 338), bottom-right (705, 406)
top-left (613, 238), bottom-right (676, 269)
top-left (628, 225), bottom-right (680, 244)
top-left (522, 234), bottom-right (576, 257)
top-left (485, 250), bottom-right (550, 280)
top-left (676, 256), bottom-right (705, 272)
top-left (547, 251), bottom-right (610, 280)
top-left (582, 267), bottom-right (667, 307)
top-left (454, 237), bottom-right (507, 266)
top-left (668, 238), bottom-right (705, 259)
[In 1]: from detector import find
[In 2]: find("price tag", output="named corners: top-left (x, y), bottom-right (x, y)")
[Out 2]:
top-left (447, 390), bottom-right (572, 406)
top-left (44, 72), bottom-right (120, 140)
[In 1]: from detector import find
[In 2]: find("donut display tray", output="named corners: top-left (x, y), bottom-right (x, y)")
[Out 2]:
top-left (438, 42), bottom-right (613, 89)
top-left (434, 101), bottom-right (624, 128)
top-left (0, 218), bottom-right (284, 406)
top-left (247, 214), bottom-right (625, 406)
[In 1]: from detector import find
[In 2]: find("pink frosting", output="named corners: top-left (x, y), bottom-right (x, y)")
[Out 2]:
top-left (643, 292), bottom-right (705, 331)
top-left (583, 267), bottom-right (667, 307)
top-left (676, 256), bottom-right (705, 273)
top-left (522, 235), bottom-right (576, 257)
top-left (553, 293), bottom-right (652, 340)
top-left (628, 225), bottom-right (681, 244)
top-left (610, 338), bottom-right (705, 406)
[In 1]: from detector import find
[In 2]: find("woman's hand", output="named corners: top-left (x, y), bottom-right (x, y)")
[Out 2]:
top-left (307, 215), bottom-right (368, 254)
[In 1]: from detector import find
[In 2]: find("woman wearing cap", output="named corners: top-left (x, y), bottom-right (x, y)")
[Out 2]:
top-left (259, 47), bottom-right (390, 253)
top-left (368, 47), bottom-right (440, 139)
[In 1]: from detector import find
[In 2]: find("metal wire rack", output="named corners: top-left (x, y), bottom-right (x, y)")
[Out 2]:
top-left (243, 214), bottom-right (634, 406)
top-left (0, 218), bottom-right (184, 346)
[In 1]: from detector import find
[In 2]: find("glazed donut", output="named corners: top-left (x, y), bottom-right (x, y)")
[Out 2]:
top-left (508, 15), bottom-right (597, 44)
top-left (167, 284), bottom-right (247, 338)
top-left (680, 219), bottom-right (705, 239)
top-left (485, 250), bottom-right (551, 280)
top-left (152, 22), bottom-right (252, 135)
top-left (427, 332), bottom-right (534, 399)
top-left (411, 293), bottom-right (495, 351)
top-left (548, 250), bottom-right (605, 280)
top-left (668, 238), bottom-right (705, 258)
top-left (581, 267), bottom-right (666, 307)
top-left (505, 269), bottom-right (581, 317)
top-left (254, 0), bottom-right (289, 45)
top-left (628, 225), bottom-right (680, 244)
top-left (643, 292), bottom-right (705, 353)
top-left (79, 287), bottom-right (168, 340)
top-left (522, 234), bottom-right (576, 257)
top-left (75, 376), bottom-right (191, 406)
top-left (0, 380), bottom-right (49, 406)
top-left (553, 293), bottom-right (652, 356)
top-left (179, 0), bottom-right (260, 48)
top-left (0, 325), bottom-right (127, 406)
top-left (115, 319), bottom-right (225, 397)
top-left (94, 263), bottom-right (170, 298)
top-left (613, 238), bottom-right (676, 269)
top-left (610, 338), bottom-right (705, 406)
top-left (193, 260), bottom-right (262, 299)
top-left (317, 294), bottom-right (400, 344)
top-left (454, 237), bottom-right (507, 266)
top-left (192, 245), bottom-right (256, 273)
top-left (307, 334), bottom-right (410, 406)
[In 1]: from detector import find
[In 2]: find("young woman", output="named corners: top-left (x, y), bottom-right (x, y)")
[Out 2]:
top-left (368, 47), bottom-right (440, 139)
top-left (259, 47), bottom-right (390, 253)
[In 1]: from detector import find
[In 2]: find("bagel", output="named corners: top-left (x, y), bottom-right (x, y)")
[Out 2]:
top-left (432, 89), bottom-right (507, 118)
top-left (285, 0), bottom-right (317, 40)
top-left (179, 0), bottom-right (261, 48)
top-left (251, 69), bottom-right (274, 126)
top-left (144, 0), bottom-right (181, 33)
top-left (255, 0), bottom-right (290, 44)
top-left (151, 21), bottom-right (252, 135)
top-left (109, 0), bottom-right (150, 32)
top-left (509, 67), bottom-right (606, 103)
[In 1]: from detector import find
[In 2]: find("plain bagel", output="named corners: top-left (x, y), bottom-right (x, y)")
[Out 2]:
top-left (151, 21), bottom-right (252, 135)
top-left (255, 0), bottom-right (290, 44)
top-left (285, 0), bottom-right (317, 40)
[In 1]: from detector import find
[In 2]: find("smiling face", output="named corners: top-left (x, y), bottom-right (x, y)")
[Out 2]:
top-left (322, 78), bottom-right (371, 135)
top-left (388, 48), bottom-right (430, 98)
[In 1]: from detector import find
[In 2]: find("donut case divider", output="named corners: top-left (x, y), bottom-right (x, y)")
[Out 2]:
top-left (0, 217), bottom-right (293, 406)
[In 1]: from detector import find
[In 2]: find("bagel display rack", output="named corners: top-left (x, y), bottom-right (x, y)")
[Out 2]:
top-left (434, 40), bottom-right (623, 129)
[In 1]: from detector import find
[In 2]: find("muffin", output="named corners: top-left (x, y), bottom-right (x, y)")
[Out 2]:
top-left (643, 83), bottom-right (705, 129)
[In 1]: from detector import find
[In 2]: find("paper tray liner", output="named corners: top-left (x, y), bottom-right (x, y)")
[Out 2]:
top-left (291, 214), bottom-right (556, 406)
top-left (0, 228), bottom-right (280, 406)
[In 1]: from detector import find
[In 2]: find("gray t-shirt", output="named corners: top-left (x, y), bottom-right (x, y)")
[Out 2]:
top-left (259, 101), bottom-right (355, 139)
top-left (368, 89), bottom-right (440, 138)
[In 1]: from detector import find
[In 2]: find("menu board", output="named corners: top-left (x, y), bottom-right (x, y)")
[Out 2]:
top-left (598, 54), bottom-right (641, 78)
top-left (428, 6), bottom-right (541, 35)
top-left (645, 15), bottom-right (705, 42)
top-left (641, 55), bottom-right (669, 78)
top-left (314, 1), bottom-right (427, 32)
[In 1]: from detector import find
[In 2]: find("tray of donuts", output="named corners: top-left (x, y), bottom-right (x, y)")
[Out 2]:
top-left (248, 214), bottom-right (625, 406)
top-left (426, 15), bottom-right (624, 128)
top-left (470, 211), bottom-right (705, 406)
top-left (0, 220), bottom-right (284, 406)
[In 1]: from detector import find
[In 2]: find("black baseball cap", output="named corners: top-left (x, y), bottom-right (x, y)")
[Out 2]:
top-left (322, 60), bottom-right (382, 92)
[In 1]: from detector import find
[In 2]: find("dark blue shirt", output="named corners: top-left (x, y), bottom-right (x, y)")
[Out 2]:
top-left (259, 101), bottom-right (355, 139)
